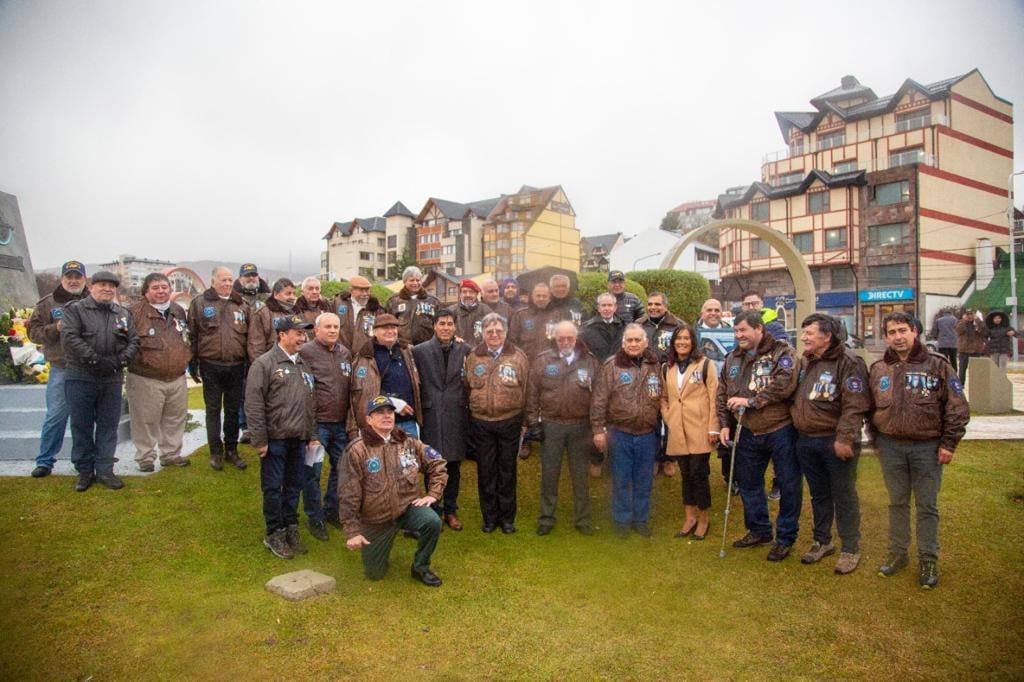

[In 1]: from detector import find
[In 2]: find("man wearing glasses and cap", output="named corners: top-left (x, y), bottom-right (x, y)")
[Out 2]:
top-left (245, 314), bottom-right (319, 560)
top-left (61, 270), bottom-right (139, 492)
top-left (339, 394), bottom-right (448, 586)
top-left (27, 260), bottom-right (90, 478)
top-left (606, 271), bottom-right (643, 322)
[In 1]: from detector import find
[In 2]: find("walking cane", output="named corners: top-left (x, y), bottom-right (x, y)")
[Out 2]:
top-left (718, 407), bottom-right (745, 559)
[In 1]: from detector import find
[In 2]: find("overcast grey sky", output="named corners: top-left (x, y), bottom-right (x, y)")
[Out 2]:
top-left (2, 0), bottom-right (1022, 271)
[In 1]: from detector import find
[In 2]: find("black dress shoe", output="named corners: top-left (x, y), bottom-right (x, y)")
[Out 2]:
top-left (482, 523), bottom-right (497, 533)
top-left (411, 567), bottom-right (442, 587)
top-left (95, 473), bottom-right (124, 490)
top-left (74, 472), bottom-right (94, 492)
top-left (31, 466), bottom-right (52, 478)
top-left (733, 531), bottom-right (773, 548)
top-left (501, 523), bottom-right (517, 534)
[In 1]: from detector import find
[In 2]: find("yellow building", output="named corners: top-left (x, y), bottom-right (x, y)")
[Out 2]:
top-left (715, 69), bottom-right (1013, 345)
top-left (482, 185), bottom-right (580, 280)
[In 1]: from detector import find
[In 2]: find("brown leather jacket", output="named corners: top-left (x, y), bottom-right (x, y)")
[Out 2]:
top-left (509, 304), bottom-right (562, 357)
top-left (338, 426), bottom-right (448, 539)
top-left (450, 302), bottom-right (493, 345)
top-left (243, 345), bottom-right (317, 447)
top-left (298, 338), bottom-right (352, 423)
top-left (464, 342), bottom-right (530, 422)
top-left (386, 288), bottom-right (440, 345)
top-left (869, 341), bottom-right (969, 452)
top-left (349, 340), bottom-right (422, 434)
top-left (187, 288), bottom-right (250, 365)
top-left (590, 349), bottom-right (662, 435)
top-left (526, 340), bottom-right (598, 425)
top-left (955, 318), bottom-right (988, 353)
top-left (637, 311), bottom-right (682, 362)
top-left (247, 297), bottom-right (294, 362)
top-left (27, 285), bottom-right (88, 368)
top-left (790, 343), bottom-right (871, 444)
top-left (716, 333), bottom-right (798, 436)
top-left (333, 292), bottom-right (381, 354)
top-left (127, 300), bottom-right (192, 382)
top-left (295, 295), bottom-right (332, 340)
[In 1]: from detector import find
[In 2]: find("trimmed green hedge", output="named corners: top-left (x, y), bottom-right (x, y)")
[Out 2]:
top-left (320, 280), bottom-right (394, 305)
top-left (627, 269), bottom-right (710, 325)
top-left (576, 272), bottom-right (647, 315)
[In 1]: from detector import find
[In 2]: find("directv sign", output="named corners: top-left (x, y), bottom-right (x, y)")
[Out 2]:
top-left (858, 288), bottom-right (914, 302)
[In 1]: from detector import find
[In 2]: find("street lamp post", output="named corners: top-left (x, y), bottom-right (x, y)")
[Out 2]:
top-left (1009, 171), bottom-right (1022, 361)
top-left (633, 252), bottom-right (663, 272)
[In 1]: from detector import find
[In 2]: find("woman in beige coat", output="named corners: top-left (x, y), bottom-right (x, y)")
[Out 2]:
top-left (661, 323), bottom-right (720, 539)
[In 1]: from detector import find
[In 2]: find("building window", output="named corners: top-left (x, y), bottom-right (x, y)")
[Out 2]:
top-left (896, 109), bottom-right (930, 132)
top-left (388, 252), bottom-right (397, 263)
top-left (496, 239), bottom-right (510, 249)
top-left (359, 251), bottom-right (372, 261)
top-left (792, 232), bottom-right (813, 253)
top-left (808, 191), bottom-right (830, 214)
top-left (868, 222), bottom-right (909, 246)
top-left (387, 235), bottom-right (397, 248)
top-left (497, 223), bottom-right (511, 234)
top-left (873, 181), bottom-right (910, 206)
top-left (751, 202), bottom-right (769, 222)
top-left (889, 147), bottom-right (925, 168)
top-left (811, 269), bottom-right (822, 289)
top-left (832, 160), bottom-right (857, 174)
top-left (867, 263), bottom-right (910, 288)
top-left (817, 130), bottom-right (845, 150)
top-left (377, 253), bottom-right (385, 262)
top-left (377, 268), bottom-right (385, 277)
top-left (484, 257), bottom-right (496, 267)
top-left (721, 244), bottom-right (732, 265)
top-left (790, 137), bottom-right (804, 155)
top-left (773, 171), bottom-right (803, 187)
top-left (832, 267), bottom-right (853, 289)
top-left (443, 245), bottom-right (455, 255)
top-left (825, 227), bottom-right (847, 249)
top-left (750, 238), bottom-right (770, 258)
top-left (377, 238), bottom-right (385, 248)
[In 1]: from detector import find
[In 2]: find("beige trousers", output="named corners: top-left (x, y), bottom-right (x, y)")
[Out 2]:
top-left (126, 372), bottom-right (188, 464)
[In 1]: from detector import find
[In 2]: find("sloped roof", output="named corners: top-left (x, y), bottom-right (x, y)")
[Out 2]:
top-left (713, 170), bottom-right (868, 216)
top-left (465, 197), bottom-right (502, 218)
top-left (322, 216), bottom-right (385, 240)
top-left (418, 196), bottom-right (503, 222)
top-left (774, 71), bottom-right (976, 140)
top-left (581, 233), bottom-right (622, 254)
top-left (383, 201), bottom-right (414, 218)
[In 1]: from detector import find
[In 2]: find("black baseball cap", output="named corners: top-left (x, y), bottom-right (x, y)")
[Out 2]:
top-left (62, 260), bottom-right (86, 276)
top-left (274, 314), bottom-right (314, 332)
top-left (239, 263), bottom-right (259, 276)
top-left (366, 395), bottom-right (397, 415)
top-left (608, 270), bottom-right (625, 281)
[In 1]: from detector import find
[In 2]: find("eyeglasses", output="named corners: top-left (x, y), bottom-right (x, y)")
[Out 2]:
top-left (483, 329), bottom-right (505, 336)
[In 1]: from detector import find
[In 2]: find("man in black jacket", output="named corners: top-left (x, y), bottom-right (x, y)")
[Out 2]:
top-left (60, 270), bottom-right (139, 492)
top-left (413, 309), bottom-right (472, 530)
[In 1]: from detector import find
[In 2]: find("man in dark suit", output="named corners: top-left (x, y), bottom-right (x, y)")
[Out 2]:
top-left (412, 309), bottom-right (472, 530)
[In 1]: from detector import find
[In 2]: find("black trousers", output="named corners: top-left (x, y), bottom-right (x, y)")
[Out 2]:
top-left (470, 416), bottom-right (521, 526)
top-left (676, 453), bottom-right (712, 509)
top-left (938, 348), bottom-right (957, 373)
top-left (441, 460), bottom-right (462, 514)
top-left (200, 360), bottom-right (245, 454)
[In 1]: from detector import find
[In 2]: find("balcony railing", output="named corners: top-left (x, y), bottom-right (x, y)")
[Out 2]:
top-left (762, 114), bottom-right (948, 163)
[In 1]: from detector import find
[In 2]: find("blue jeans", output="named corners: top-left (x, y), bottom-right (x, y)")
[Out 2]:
top-left (396, 419), bottom-right (419, 439)
top-left (36, 365), bottom-right (69, 469)
top-left (796, 434), bottom-right (861, 552)
top-left (609, 429), bottom-right (658, 525)
top-left (735, 423), bottom-right (801, 544)
top-left (303, 422), bottom-right (348, 523)
top-left (260, 438), bottom-right (305, 535)
top-left (66, 374), bottom-right (123, 475)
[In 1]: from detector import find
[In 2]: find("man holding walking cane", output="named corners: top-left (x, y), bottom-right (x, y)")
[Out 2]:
top-left (716, 311), bottom-right (800, 561)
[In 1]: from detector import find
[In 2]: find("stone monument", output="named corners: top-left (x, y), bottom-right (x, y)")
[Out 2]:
top-left (966, 356), bottom-right (1013, 414)
top-left (0, 190), bottom-right (39, 310)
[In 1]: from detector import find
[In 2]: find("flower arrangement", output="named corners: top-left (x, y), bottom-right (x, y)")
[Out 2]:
top-left (1, 307), bottom-right (49, 384)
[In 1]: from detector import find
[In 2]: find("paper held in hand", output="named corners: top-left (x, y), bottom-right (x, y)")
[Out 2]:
top-left (305, 443), bottom-right (325, 467)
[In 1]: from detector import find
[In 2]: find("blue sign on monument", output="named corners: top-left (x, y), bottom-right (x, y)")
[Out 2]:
top-left (764, 291), bottom-right (857, 310)
top-left (858, 288), bottom-right (915, 303)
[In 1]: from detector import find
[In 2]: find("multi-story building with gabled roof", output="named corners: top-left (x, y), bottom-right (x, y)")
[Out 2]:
top-left (483, 185), bottom-right (580, 280)
top-left (413, 195), bottom-right (502, 276)
top-left (714, 69), bottom-right (1013, 345)
top-left (321, 215), bottom-right (388, 281)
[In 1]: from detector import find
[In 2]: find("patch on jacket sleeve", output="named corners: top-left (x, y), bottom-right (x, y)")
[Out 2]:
top-left (845, 376), bottom-right (863, 393)
top-left (728, 365), bottom-right (740, 378)
top-left (878, 376), bottom-right (891, 392)
top-left (778, 356), bottom-right (793, 370)
top-left (948, 377), bottom-right (964, 396)
top-left (356, 366), bottom-right (368, 378)
top-left (366, 456), bottom-right (381, 473)
top-left (544, 363), bottom-right (559, 377)
top-left (203, 306), bottom-right (216, 318)
top-left (618, 371), bottom-right (633, 385)
top-left (424, 446), bottom-right (442, 461)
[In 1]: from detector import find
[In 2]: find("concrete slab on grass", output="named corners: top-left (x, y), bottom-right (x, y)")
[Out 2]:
top-left (265, 570), bottom-right (336, 601)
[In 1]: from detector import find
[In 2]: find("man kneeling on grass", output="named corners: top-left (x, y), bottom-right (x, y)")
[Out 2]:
top-left (339, 395), bottom-right (448, 587)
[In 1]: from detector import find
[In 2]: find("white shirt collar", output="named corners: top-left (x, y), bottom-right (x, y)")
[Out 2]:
top-left (277, 344), bottom-right (299, 363)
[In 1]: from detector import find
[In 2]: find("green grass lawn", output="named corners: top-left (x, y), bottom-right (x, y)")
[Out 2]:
top-left (1, 439), bottom-right (1021, 680)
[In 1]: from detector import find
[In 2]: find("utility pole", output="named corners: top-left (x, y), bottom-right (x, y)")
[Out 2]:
top-left (1009, 172), bottom-right (1022, 361)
